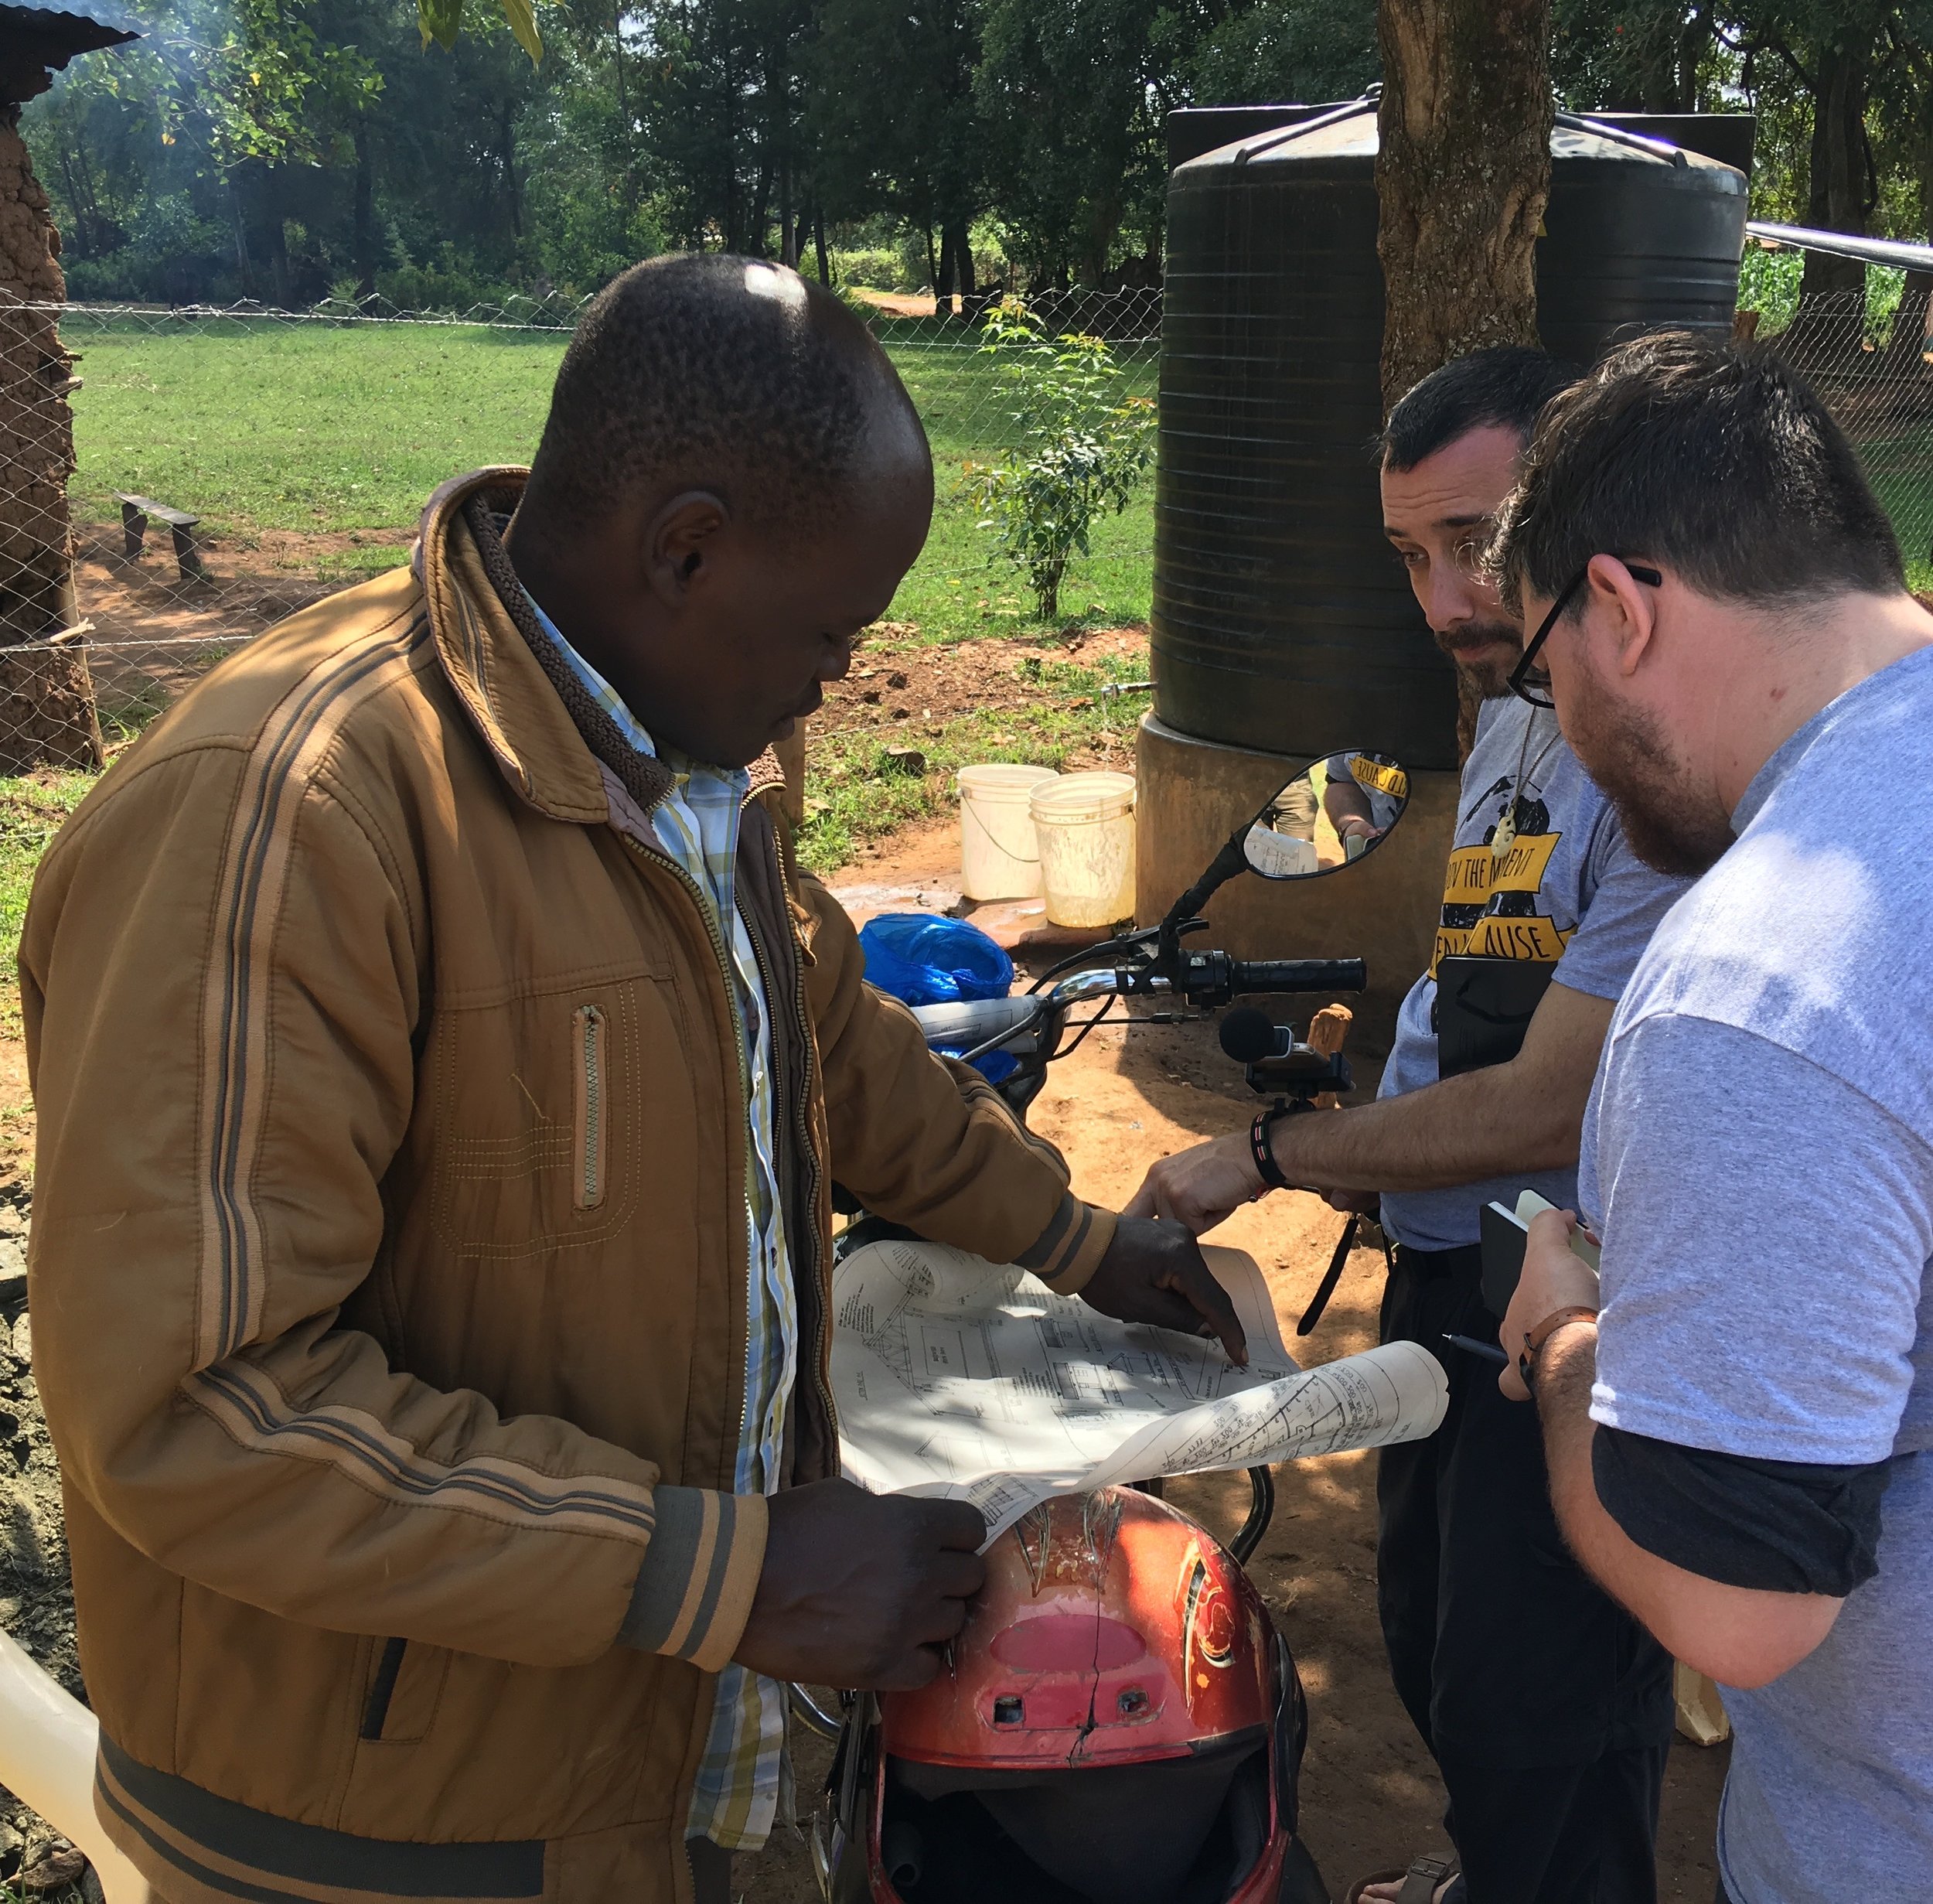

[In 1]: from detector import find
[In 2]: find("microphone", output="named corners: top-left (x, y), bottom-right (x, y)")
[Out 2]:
top-left (1219, 1008), bottom-right (1290, 1065)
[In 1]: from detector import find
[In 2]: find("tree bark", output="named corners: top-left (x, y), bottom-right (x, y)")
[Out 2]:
top-left (499, 105), bottom-right (523, 242)
top-left (0, 104), bottom-right (104, 767)
top-left (945, 216), bottom-right (975, 305)
top-left (1881, 273), bottom-right (1933, 377)
top-left (813, 205), bottom-right (830, 286)
top-left (1374, 0), bottom-right (1553, 415)
top-left (352, 121), bottom-right (377, 297)
top-left (1795, 39), bottom-right (1870, 320)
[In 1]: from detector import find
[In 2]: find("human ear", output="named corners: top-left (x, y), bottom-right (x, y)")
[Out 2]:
top-left (1584, 553), bottom-right (1658, 681)
top-left (644, 491), bottom-right (729, 606)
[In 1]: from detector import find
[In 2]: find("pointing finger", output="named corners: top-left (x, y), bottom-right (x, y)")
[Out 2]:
top-left (1171, 1254), bottom-right (1247, 1367)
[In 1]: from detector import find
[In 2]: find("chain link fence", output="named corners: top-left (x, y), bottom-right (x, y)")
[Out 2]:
top-left (1736, 249), bottom-right (1933, 587)
top-left (3, 258), bottom-right (1932, 777)
top-left (0, 285), bottom-right (1163, 778)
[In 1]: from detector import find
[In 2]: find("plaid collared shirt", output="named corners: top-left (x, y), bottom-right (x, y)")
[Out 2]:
top-left (530, 600), bottom-right (795, 1852)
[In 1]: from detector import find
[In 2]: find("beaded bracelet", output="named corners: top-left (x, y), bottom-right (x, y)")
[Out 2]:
top-left (1249, 1104), bottom-right (1292, 1193)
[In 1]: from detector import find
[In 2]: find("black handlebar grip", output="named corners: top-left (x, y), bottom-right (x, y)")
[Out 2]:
top-left (1227, 958), bottom-right (1368, 995)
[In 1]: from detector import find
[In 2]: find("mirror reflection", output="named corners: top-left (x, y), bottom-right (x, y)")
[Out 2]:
top-left (1243, 751), bottom-right (1410, 881)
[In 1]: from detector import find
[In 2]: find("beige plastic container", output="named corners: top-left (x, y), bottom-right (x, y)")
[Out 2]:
top-left (1030, 771), bottom-right (1137, 927)
top-left (0, 1630), bottom-right (152, 1902)
top-left (957, 764), bottom-right (1061, 900)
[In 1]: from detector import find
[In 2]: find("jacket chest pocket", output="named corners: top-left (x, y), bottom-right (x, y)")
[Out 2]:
top-left (425, 968), bottom-right (696, 1261)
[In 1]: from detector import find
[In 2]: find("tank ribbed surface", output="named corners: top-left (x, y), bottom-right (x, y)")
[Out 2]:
top-left (1155, 106), bottom-right (1748, 769)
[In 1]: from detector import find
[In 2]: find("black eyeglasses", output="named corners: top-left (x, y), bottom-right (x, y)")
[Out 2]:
top-left (1509, 562), bottom-right (1663, 708)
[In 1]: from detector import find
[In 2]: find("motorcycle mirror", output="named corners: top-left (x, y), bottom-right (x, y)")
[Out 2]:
top-left (1243, 752), bottom-right (1410, 881)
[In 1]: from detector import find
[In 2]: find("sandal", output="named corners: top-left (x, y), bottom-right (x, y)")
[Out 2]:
top-left (1346, 1853), bottom-right (1461, 1904)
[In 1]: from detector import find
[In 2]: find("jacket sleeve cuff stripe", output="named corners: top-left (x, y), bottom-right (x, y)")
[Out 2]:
top-left (619, 1486), bottom-right (769, 1670)
top-left (1014, 1193), bottom-right (1115, 1297)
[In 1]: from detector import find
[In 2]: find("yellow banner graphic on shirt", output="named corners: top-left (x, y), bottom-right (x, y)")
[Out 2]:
top-left (1349, 756), bottom-right (1410, 800)
top-left (1433, 913), bottom-right (1572, 971)
top-left (1439, 833), bottom-right (1560, 906)
top-left (1465, 913), bottom-right (1571, 962)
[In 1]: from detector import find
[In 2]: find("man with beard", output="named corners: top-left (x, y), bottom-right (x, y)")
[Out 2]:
top-left (1492, 333), bottom-right (1933, 1904)
top-left (1130, 348), bottom-right (1685, 1904)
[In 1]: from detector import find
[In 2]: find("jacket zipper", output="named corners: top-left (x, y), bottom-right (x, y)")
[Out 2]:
top-left (616, 806), bottom-right (835, 1472)
top-left (765, 821), bottom-right (835, 1450)
top-left (616, 834), bottom-right (756, 1472)
top-left (573, 1003), bottom-right (609, 1210)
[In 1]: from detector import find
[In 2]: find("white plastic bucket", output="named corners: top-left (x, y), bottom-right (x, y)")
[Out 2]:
top-left (0, 1630), bottom-right (152, 1902)
top-left (1030, 772), bottom-right (1137, 928)
top-left (957, 764), bottom-right (1061, 900)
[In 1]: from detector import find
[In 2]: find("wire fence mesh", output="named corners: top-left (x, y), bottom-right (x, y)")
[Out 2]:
top-left (1734, 278), bottom-right (1933, 587)
top-left (2, 261), bottom-right (1931, 780)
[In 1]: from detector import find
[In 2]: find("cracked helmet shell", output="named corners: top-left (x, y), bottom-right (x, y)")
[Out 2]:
top-left (879, 1486), bottom-right (1277, 1773)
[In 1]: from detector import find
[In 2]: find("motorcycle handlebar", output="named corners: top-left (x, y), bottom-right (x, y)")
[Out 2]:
top-left (1226, 957), bottom-right (1368, 996)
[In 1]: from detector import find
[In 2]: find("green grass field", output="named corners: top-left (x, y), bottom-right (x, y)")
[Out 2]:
top-left (63, 315), bottom-right (1161, 645)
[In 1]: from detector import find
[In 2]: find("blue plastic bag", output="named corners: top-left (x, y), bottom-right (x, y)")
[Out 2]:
top-left (859, 913), bottom-right (1019, 1083)
top-left (859, 912), bottom-right (1014, 1006)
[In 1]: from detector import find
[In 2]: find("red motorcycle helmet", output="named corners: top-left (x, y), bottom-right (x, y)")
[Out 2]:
top-left (813, 1487), bottom-right (1327, 1904)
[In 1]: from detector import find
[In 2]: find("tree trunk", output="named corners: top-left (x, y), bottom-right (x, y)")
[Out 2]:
top-left (352, 121), bottom-right (377, 297)
top-left (1882, 274), bottom-right (1933, 377)
top-left (1374, 0), bottom-right (1553, 415)
top-left (748, 159), bottom-right (772, 258)
top-left (1793, 39), bottom-right (1870, 338)
top-left (813, 205), bottom-right (830, 286)
top-left (613, 3), bottom-right (636, 219)
top-left (229, 179), bottom-right (254, 295)
top-left (499, 106), bottom-right (523, 242)
top-left (1673, 0), bottom-right (1713, 112)
top-left (0, 105), bottom-right (104, 767)
top-left (941, 216), bottom-right (975, 306)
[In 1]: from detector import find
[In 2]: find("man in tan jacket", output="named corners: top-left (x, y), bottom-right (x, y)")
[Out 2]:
top-left (22, 255), bottom-right (1240, 1904)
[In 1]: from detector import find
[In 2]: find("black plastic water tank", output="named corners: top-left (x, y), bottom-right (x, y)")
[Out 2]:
top-left (1154, 101), bottom-right (1749, 770)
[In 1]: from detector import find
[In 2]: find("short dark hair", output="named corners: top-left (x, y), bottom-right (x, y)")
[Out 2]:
top-left (522, 253), bottom-right (922, 539)
top-left (1492, 329), bottom-right (1904, 619)
top-left (1379, 346), bottom-right (1578, 472)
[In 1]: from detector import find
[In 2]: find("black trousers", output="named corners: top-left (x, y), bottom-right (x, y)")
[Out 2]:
top-left (1377, 1246), bottom-right (1675, 1904)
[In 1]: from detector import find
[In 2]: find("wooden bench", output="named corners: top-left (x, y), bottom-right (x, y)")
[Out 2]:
top-left (115, 493), bottom-right (206, 582)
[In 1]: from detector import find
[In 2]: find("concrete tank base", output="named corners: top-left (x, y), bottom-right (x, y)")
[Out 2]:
top-left (1134, 715), bottom-right (1456, 1053)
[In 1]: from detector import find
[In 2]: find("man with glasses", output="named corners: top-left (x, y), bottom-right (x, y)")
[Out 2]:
top-left (1130, 348), bottom-right (1686, 1904)
top-left (1491, 333), bottom-right (1933, 1904)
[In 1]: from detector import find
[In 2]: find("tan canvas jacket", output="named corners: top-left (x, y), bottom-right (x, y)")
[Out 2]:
top-left (20, 469), bottom-right (1113, 1904)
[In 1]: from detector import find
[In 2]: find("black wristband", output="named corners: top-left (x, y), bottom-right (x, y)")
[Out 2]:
top-left (1249, 1104), bottom-right (1292, 1192)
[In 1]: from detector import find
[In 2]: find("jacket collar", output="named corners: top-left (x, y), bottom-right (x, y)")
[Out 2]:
top-left (413, 467), bottom-right (789, 826)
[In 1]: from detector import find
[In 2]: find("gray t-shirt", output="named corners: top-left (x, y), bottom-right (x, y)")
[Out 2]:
top-left (1581, 643), bottom-right (1933, 1904)
top-left (1379, 698), bottom-right (1689, 1251)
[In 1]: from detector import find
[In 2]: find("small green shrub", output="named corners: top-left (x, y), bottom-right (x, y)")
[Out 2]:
top-left (830, 246), bottom-right (910, 291)
top-left (962, 297), bottom-right (1156, 622)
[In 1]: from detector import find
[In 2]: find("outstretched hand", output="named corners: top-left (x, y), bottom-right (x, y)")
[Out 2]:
top-left (1080, 1213), bottom-right (1248, 1365)
top-left (1123, 1132), bottom-right (1265, 1237)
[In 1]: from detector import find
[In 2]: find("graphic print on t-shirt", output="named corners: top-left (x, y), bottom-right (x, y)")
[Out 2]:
top-left (1431, 782), bottom-right (1574, 974)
